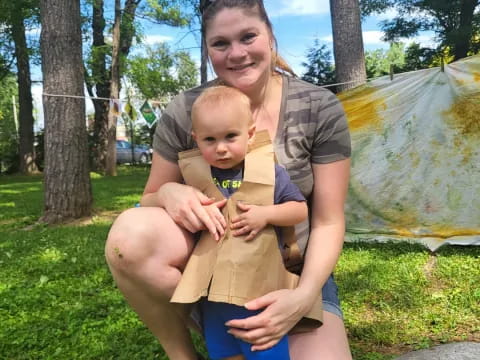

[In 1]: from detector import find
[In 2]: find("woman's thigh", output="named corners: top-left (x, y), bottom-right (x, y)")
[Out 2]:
top-left (288, 311), bottom-right (352, 360)
top-left (105, 206), bottom-right (196, 294)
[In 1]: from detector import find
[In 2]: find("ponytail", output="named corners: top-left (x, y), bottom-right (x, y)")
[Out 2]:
top-left (273, 52), bottom-right (296, 77)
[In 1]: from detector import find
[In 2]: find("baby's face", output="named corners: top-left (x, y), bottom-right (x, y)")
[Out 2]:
top-left (193, 103), bottom-right (253, 169)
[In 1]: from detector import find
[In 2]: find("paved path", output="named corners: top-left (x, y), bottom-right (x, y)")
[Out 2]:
top-left (394, 342), bottom-right (480, 359)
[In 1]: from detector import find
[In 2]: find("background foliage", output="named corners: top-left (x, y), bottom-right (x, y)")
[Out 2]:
top-left (1, 168), bottom-right (479, 360)
top-left (0, 75), bottom-right (19, 174)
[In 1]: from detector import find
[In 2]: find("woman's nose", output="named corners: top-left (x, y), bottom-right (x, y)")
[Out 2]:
top-left (228, 42), bottom-right (247, 60)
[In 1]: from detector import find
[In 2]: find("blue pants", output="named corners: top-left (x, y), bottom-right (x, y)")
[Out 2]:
top-left (200, 299), bottom-right (290, 360)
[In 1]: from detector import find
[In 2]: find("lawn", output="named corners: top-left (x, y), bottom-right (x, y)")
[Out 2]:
top-left (1, 167), bottom-right (479, 360)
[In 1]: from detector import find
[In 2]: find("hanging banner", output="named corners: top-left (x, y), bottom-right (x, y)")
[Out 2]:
top-left (109, 98), bottom-right (122, 117)
top-left (124, 99), bottom-right (137, 122)
top-left (140, 100), bottom-right (157, 127)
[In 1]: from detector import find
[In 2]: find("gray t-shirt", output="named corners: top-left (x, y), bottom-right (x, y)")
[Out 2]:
top-left (153, 75), bottom-right (351, 257)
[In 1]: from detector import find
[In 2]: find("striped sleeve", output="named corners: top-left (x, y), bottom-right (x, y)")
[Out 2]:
top-left (153, 93), bottom-right (191, 163)
top-left (311, 89), bottom-right (351, 164)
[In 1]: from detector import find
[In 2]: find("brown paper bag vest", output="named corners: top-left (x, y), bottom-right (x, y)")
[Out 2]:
top-left (171, 130), bottom-right (323, 330)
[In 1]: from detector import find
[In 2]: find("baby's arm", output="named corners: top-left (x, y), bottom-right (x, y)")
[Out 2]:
top-left (231, 201), bottom-right (307, 241)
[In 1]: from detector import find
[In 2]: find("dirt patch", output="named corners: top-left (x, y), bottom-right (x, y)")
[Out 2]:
top-left (20, 210), bottom-right (121, 230)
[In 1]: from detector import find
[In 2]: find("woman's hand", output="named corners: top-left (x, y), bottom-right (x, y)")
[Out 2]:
top-left (230, 202), bottom-right (269, 241)
top-left (225, 288), bottom-right (314, 351)
top-left (159, 182), bottom-right (227, 240)
top-left (204, 201), bottom-right (228, 240)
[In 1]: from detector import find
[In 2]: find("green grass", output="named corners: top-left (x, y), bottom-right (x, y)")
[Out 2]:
top-left (1, 167), bottom-right (479, 359)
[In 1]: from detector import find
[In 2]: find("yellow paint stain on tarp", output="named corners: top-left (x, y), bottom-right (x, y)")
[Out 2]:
top-left (390, 225), bottom-right (480, 239)
top-left (473, 72), bottom-right (480, 83)
top-left (428, 225), bottom-right (480, 238)
top-left (338, 86), bottom-right (387, 132)
top-left (443, 93), bottom-right (480, 137)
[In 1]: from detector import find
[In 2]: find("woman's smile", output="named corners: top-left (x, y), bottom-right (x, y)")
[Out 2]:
top-left (228, 63), bottom-right (255, 72)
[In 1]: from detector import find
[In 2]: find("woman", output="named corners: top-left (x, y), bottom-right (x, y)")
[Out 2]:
top-left (105, 1), bottom-right (352, 359)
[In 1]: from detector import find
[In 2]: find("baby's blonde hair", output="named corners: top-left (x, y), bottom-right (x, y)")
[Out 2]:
top-left (192, 86), bottom-right (253, 130)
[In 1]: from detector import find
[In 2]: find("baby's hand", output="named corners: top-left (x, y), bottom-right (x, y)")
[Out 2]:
top-left (230, 202), bottom-right (270, 241)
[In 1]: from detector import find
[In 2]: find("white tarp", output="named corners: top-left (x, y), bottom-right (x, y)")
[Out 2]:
top-left (339, 55), bottom-right (480, 251)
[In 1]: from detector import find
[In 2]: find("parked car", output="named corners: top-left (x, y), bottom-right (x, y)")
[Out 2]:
top-left (116, 140), bottom-right (152, 164)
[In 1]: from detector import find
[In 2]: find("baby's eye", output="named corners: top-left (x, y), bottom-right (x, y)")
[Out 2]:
top-left (226, 133), bottom-right (238, 139)
top-left (204, 137), bottom-right (215, 142)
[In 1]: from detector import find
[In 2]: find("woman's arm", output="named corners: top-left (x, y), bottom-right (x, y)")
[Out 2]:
top-left (225, 159), bottom-right (350, 350)
top-left (295, 159), bottom-right (350, 306)
top-left (140, 152), bottom-right (226, 237)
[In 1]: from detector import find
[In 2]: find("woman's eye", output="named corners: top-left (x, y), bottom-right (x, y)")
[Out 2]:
top-left (242, 33), bottom-right (257, 43)
top-left (211, 40), bottom-right (228, 48)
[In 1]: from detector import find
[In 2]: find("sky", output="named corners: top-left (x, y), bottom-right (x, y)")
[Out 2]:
top-left (31, 0), bottom-right (438, 129)
top-left (139, 0), bottom-right (436, 76)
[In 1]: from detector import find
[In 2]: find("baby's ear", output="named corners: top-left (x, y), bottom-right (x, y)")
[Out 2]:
top-left (191, 131), bottom-right (197, 141)
top-left (247, 123), bottom-right (256, 145)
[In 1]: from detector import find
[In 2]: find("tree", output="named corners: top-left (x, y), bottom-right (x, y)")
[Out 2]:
top-left (0, 75), bottom-right (19, 173)
top-left (0, 0), bottom-right (39, 174)
top-left (402, 42), bottom-right (437, 71)
top-left (301, 40), bottom-right (336, 88)
top-left (364, 42), bottom-right (406, 77)
top-left (40, 0), bottom-right (92, 223)
top-left (85, 0), bottom-right (110, 173)
top-left (127, 43), bottom-right (198, 100)
top-left (330, 0), bottom-right (367, 92)
top-left (106, 0), bottom-right (122, 176)
top-left (365, 41), bottom-right (438, 78)
top-left (360, 0), bottom-right (480, 61)
top-left (83, 0), bottom-right (190, 175)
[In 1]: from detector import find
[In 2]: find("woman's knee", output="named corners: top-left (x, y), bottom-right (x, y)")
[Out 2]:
top-left (105, 207), bottom-right (192, 274)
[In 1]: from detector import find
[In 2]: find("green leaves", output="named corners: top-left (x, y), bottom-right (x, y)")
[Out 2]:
top-left (126, 42), bottom-right (198, 100)
top-left (360, 0), bottom-right (480, 60)
top-left (301, 39), bottom-right (336, 87)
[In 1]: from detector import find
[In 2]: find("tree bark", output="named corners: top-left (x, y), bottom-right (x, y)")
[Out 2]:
top-left (90, 0), bottom-right (110, 173)
top-left (11, 15), bottom-right (38, 174)
top-left (105, 0), bottom-right (121, 176)
top-left (454, 0), bottom-right (478, 60)
top-left (40, 0), bottom-right (92, 223)
top-left (330, 0), bottom-right (367, 92)
top-left (200, 37), bottom-right (208, 83)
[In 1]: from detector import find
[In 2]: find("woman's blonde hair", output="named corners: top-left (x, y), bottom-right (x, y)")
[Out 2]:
top-left (200, 0), bottom-right (296, 77)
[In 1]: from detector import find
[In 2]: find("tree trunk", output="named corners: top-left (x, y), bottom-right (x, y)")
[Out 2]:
top-left (90, 0), bottom-right (109, 173)
top-left (200, 37), bottom-right (208, 83)
top-left (454, 0), bottom-right (477, 60)
top-left (12, 15), bottom-right (38, 174)
top-left (40, 0), bottom-right (92, 223)
top-left (330, 0), bottom-right (367, 92)
top-left (105, 0), bottom-right (121, 176)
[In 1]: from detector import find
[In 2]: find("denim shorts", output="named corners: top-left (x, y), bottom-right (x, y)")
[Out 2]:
top-left (190, 273), bottom-right (343, 333)
top-left (321, 274), bottom-right (343, 319)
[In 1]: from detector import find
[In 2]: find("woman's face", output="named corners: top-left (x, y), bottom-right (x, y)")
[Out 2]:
top-left (205, 8), bottom-right (273, 94)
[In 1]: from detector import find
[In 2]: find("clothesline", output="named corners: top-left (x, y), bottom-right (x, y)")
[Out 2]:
top-left (42, 92), bottom-right (166, 105)
top-left (40, 67), bottom-right (437, 101)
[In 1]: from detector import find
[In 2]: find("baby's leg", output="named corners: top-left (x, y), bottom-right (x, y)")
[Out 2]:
top-left (222, 355), bottom-right (245, 360)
